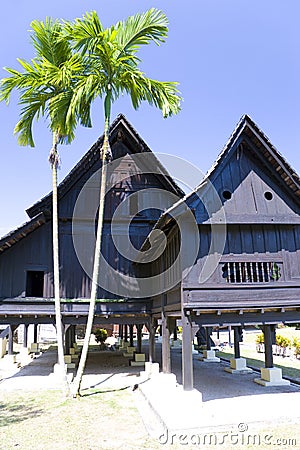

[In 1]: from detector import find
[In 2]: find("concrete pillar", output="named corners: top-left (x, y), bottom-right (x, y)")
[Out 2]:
top-left (182, 312), bottom-right (193, 391)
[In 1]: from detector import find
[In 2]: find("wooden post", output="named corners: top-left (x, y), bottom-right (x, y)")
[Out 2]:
top-left (124, 325), bottom-right (128, 342)
top-left (148, 318), bottom-right (157, 363)
top-left (228, 325), bottom-right (232, 347)
top-left (119, 324), bottom-right (123, 339)
top-left (8, 325), bottom-right (15, 355)
top-left (161, 310), bottom-right (171, 373)
top-left (33, 324), bottom-right (38, 343)
top-left (70, 325), bottom-right (76, 347)
top-left (205, 327), bottom-right (212, 350)
top-left (23, 324), bottom-right (29, 348)
top-left (173, 325), bottom-right (178, 341)
top-left (129, 325), bottom-right (134, 347)
top-left (263, 325), bottom-right (275, 368)
top-left (182, 311), bottom-right (193, 391)
top-left (136, 324), bottom-right (143, 353)
top-left (65, 325), bottom-right (71, 355)
top-left (233, 326), bottom-right (241, 359)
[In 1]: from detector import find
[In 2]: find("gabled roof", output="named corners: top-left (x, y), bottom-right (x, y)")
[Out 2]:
top-left (26, 114), bottom-right (185, 218)
top-left (206, 114), bottom-right (300, 196)
top-left (145, 114), bottom-right (300, 234)
top-left (0, 212), bottom-right (47, 254)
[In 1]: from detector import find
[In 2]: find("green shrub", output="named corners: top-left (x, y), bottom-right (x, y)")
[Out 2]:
top-left (93, 328), bottom-right (108, 346)
top-left (256, 333), bottom-right (264, 344)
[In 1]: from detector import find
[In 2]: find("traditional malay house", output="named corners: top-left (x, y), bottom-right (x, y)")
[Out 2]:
top-left (0, 114), bottom-right (184, 361)
top-left (140, 114), bottom-right (300, 389)
top-left (1, 114), bottom-right (300, 392)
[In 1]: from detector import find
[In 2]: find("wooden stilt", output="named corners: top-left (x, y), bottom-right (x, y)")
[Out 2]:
top-left (136, 324), bottom-right (143, 354)
top-left (233, 326), bottom-right (241, 359)
top-left (129, 325), bottom-right (134, 347)
top-left (263, 325), bottom-right (275, 368)
top-left (148, 318), bottom-right (157, 363)
top-left (23, 324), bottom-right (29, 348)
top-left (161, 310), bottom-right (171, 373)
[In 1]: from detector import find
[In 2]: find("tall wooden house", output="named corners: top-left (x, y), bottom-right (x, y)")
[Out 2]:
top-left (140, 114), bottom-right (300, 388)
top-left (1, 114), bottom-right (300, 390)
top-left (0, 114), bottom-right (184, 353)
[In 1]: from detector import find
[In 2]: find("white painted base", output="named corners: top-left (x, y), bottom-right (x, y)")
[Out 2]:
top-left (140, 361), bottom-right (160, 379)
top-left (66, 363), bottom-right (76, 369)
top-left (200, 349), bottom-right (220, 362)
top-left (254, 367), bottom-right (290, 386)
top-left (130, 353), bottom-right (145, 366)
top-left (0, 337), bottom-right (7, 358)
top-left (30, 343), bottom-right (39, 353)
top-left (224, 357), bottom-right (252, 374)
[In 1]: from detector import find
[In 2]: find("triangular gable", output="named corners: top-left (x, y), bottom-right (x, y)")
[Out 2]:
top-left (194, 115), bottom-right (300, 223)
top-left (26, 114), bottom-right (185, 219)
top-left (149, 115), bottom-right (300, 231)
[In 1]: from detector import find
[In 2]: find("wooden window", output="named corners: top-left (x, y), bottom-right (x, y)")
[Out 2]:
top-left (221, 262), bottom-right (282, 283)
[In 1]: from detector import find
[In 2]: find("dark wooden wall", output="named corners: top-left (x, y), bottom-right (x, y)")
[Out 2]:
top-left (0, 140), bottom-right (179, 300)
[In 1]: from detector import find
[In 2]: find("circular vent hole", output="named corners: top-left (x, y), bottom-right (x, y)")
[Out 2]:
top-left (222, 190), bottom-right (232, 200)
top-left (264, 191), bottom-right (273, 201)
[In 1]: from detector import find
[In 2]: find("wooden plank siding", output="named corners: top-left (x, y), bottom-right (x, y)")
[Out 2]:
top-left (0, 115), bottom-right (184, 309)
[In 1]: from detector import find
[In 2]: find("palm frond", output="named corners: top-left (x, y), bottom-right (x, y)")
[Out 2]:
top-left (115, 8), bottom-right (168, 57)
top-left (64, 11), bottom-right (105, 54)
top-left (30, 18), bottom-right (72, 67)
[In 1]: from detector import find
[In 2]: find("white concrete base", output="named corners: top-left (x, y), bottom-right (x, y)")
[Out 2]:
top-left (64, 355), bottom-right (72, 364)
top-left (140, 361), bottom-right (160, 379)
top-left (200, 349), bottom-right (220, 362)
top-left (69, 347), bottom-right (76, 355)
top-left (224, 358), bottom-right (252, 374)
top-left (130, 353), bottom-right (145, 367)
top-left (30, 343), bottom-right (39, 353)
top-left (254, 367), bottom-right (290, 386)
top-left (123, 346), bottom-right (136, 357)
top-left (66, 363), bottom-right (76, 369)
top-left (0, 337), bottom-right (7, 358)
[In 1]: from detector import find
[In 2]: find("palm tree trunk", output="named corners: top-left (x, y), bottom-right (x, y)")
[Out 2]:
top-left (50, 132), bottom-right (69, 394)
top-left (71, 117), bottom-right (111, 397)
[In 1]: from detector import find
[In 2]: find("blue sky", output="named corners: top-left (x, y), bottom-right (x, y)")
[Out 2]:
top-left (1, 0), bottom-right (300, 236)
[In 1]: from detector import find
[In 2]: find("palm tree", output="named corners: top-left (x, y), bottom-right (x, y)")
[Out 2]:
top-left (65, 9), bottom-right (182, 397)
top-left (0, 18), bottom-right (90, 392)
